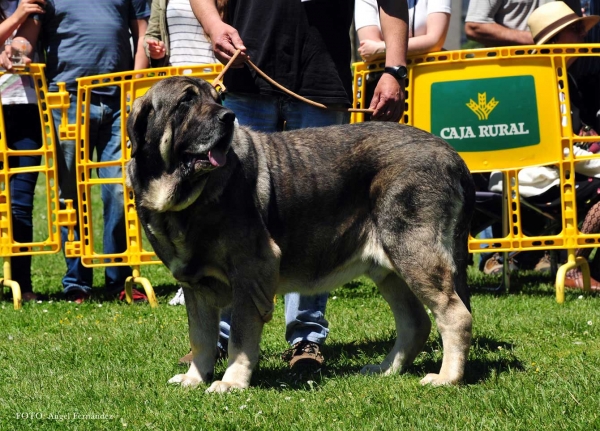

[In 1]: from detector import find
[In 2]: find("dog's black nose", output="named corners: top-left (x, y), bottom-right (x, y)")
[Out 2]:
top-left (218, 109), bottom-right (236, 124)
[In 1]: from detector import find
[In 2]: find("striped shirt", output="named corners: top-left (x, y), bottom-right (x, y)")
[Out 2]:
top-left (166, 0), bottom-right (216, 66)
top-left (1, 1), bottom-right (37, 104)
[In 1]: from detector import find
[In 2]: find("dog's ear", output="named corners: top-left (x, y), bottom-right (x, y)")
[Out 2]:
top-left (190, 76), bottom-right (221, 102)
top-left (127, 95), bottom-right (153, 158)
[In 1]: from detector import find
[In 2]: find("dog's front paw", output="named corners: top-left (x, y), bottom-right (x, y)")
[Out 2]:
top-left (205, 380), bottom-right (245, 393)
top-left (168, 373), bottom-right (203, 387)
top-left (419, 373), bottom-right (460, 386)
top-left (360, 364), bottom-right (393, 376)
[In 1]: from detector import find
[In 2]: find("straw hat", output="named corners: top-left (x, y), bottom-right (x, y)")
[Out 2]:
top-left (528, 1), bottom-right (600, 45)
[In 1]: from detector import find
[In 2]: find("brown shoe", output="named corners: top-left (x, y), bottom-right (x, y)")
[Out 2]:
top-left (64, 289), bottom-right (91, 304)
top-left (21, 292), bottom-right (39, 302)
top-left (483, 253), bottom-right (518, 275)
top-left (178, 346), bottom-right (227, 365)
top-left (178, 351), bottom-right (193, 365)
top-left (563, 270), bottom-right (600, 291)
top-left (534, 253), bottom-right (552, 273)
top-left (282, 341), bottom-right (324, 371)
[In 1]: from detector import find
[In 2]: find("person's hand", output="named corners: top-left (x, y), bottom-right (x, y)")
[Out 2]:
top-left (0, 49), bottom-right (9, 69)
top-left (12, 0), bottom-right (45, 25)
top-left (206, 21), bottom-right (247, 67)
top-left (0, 38), bottom-right (32, 70)
top-left (370, 73), bottom-right (405, 122)
top-left (358, 40), bottom-right (386, 62)
top-left (146, 40), bottom-right (166, 60)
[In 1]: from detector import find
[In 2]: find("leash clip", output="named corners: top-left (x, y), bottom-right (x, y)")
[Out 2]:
top-left (210, 49), bottom-right (242, 94)
top-left (212, 78), bottom-right (227, 95)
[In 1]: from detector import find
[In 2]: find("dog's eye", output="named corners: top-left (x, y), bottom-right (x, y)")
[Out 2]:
top-left (177, 91), bottom-right (196, 108)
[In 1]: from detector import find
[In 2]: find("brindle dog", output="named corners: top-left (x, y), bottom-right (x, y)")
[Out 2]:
top-left (126, 76), bottom-right (475, 393)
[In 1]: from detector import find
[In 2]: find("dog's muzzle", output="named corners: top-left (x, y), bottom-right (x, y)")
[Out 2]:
top-left (180, 109), bottom-right (234, 175)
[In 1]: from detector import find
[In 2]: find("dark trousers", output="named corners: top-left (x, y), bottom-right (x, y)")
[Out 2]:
top-left (4, 104), bottom-right (43, 292)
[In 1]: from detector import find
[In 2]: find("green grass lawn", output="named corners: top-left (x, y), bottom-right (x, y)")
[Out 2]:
top-left (1, 176), bottom-right (598, 430)
top-left (1, 265), bottom-right (599, 430)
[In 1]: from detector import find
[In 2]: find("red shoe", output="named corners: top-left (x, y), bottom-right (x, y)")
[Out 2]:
top-left (563, 270), bottom-right (600, 291)
top-left (119, 288), bottom-right (148, 302)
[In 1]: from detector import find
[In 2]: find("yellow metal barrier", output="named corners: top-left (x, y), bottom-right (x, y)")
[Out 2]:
top-left (353, 45), bottom-right (600, 302)
top-left (0, 64), bottom-right (76, 309)
top-left (7, 52), bottom-right (598, 306)
top-left (52, 64), bottom-right (224, 307)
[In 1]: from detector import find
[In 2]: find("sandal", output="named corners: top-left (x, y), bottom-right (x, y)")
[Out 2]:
top-left (563, 270), bottom-right (600, 291)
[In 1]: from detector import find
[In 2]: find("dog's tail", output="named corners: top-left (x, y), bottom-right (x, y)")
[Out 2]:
top-left (453, 166), bottom-right (476, 313)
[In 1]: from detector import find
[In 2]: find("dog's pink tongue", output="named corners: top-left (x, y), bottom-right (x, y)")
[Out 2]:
top-left (208, 149), bottom-right (226, 167)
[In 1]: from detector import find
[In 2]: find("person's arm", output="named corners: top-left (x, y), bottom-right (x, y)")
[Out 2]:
top-left (464, 21), bottom-right (534, 46)
top-left (355, 0), bottom-right (385, 60)
top-left (144, 0), bottom-right (168, 67)
top-left (370, 0), bottom-right (408, 122)
top-left (0, 0), bottom-right (45, 43)
top-left (190, 0), bottom-right (247, 67)
top-left (357, 26), bottom-right (386, 61)
top-left (464, 0), bottom-right (533, 46)
top-left (357, 11), bottom-right (450, 60)
top-left (0, 15), bottom-right (40, 69)
top-left (130, 17), bottom-right (149, 70)
top-left (408, 12), bottom-right (450, 54)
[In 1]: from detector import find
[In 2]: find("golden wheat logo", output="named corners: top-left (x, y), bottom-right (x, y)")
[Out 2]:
top-left (466, 92), bottom-right (499, 120)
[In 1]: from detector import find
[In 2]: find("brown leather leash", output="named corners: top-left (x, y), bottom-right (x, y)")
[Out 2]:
top-left (211, 49), bottom-right (374, 114)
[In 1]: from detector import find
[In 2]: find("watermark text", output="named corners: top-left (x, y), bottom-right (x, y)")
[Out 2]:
top-left (15, 412), bottom-right (115, 421)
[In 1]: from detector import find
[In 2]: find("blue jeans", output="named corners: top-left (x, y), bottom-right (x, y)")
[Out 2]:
top-left (218, 93), bottom-right (350, 348)
top-left (5, 104), bottom-right (42, 293)
top-left (52, 92), bottom-right (131, 295)
top-left (478, 226), bottom-right (494, 271)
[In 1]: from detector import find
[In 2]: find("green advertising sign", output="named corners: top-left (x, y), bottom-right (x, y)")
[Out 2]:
top-left (431, 76), bottom-right (540, 152)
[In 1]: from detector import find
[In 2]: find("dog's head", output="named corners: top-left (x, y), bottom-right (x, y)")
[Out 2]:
top-left (127, 77), bottom-right (236, 212)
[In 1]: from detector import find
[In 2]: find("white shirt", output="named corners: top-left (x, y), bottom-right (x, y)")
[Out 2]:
top-left (488, 146), bottom-right (600, 197)
top-left (355, 0), bottom-right (451, 37)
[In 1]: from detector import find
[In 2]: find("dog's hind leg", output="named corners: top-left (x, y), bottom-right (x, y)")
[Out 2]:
top-left (168, 287), bottom-right (219, 387)
top-left (361, 272), bottom-right (431, 375)
top-left (381, 226), bottom-right (472, 386)
top-left (452, 172), bottom-right (475, 313)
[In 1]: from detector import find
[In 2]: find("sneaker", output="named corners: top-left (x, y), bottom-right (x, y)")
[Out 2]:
top-left (169, 287), bottom-right (185, 306)
top-left (483, 253), bottom-right (518, 275)
top-left (534, 253), bottom-right (551, 273)
top-left (178, 345), bottom-right (228, 365)
top-left (282, 341), bottom-right (324, 371)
